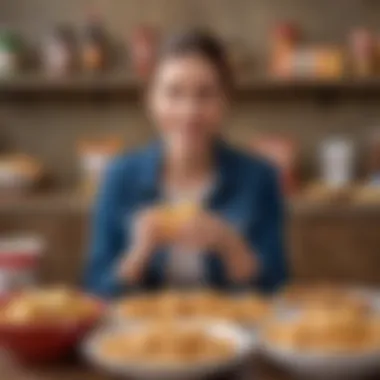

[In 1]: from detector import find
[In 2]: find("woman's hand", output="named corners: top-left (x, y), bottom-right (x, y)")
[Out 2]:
top-left (118, 207), bottom-right (164, 283)
top-left (175, 211), bottom-right (228, 251)
top-left (177, 211), bottom-right (259, 282)
top-left (132, 207), bottom-right (166, 251)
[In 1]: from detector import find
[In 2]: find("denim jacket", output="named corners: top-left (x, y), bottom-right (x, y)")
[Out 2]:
top-left (84, 140), bottom-right (288, 298)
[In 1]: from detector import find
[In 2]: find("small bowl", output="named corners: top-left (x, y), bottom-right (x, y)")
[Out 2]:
top-left (0, 295), bottom-right (105, 365)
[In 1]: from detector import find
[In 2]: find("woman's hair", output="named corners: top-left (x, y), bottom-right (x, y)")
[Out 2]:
top-left (156, 30), bottom-right (233, 93)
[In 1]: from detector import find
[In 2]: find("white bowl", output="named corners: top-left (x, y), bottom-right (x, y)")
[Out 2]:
top-left (83, 320), bottom-right (256, 380)
top-left (260, 299), bottom-right (380, 380)
top-left (261, 342), bottom-right (380, 379)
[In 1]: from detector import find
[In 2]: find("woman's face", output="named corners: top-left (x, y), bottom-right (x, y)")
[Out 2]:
top-left (148, 54), bottom-right (227, 160)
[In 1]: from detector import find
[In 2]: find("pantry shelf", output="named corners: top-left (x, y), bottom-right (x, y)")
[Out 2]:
top-left (2, 75), bottom-right (380, 99)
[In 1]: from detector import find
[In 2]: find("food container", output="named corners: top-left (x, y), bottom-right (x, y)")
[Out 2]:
top-left (0, 168), bottom-right (31, 194)
top-left (130, 26), bottom-right (158, 80)
top-left (0, 154), bottom-right (43, 195)
top-left (260, 298), bottom-right (380, 379)
top-left (314, 46), bottom-right (345, 79)
top-left (0, 31), bottom-right (20, 77)
top-left (0, 293), bottom-right (104, 364)
top-left (261, 334), bottom-right (380, 379)
top-left (83, 320), bottom-right (255, 380)
top-left (349, 28), bottom-right (376, 77)
top-left (0, 236), bottom-right (44, 294)
top-left (279, 46), bottom-right (344, 79)
top-left (319, 137), bottom-right (355, 188)
top-left (41, 25), bottom-right (76, 77)
top-left (270, 22), bottom-right (300, 78)
top-left (81, 9), bottom-right (108, 73)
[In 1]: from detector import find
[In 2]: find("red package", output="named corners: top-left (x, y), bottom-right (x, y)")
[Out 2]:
top-left (250, 135), bottom-right (298, 196)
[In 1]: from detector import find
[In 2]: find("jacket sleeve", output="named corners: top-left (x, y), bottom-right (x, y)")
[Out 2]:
top-left (83, 159), bottom-right (133, 298)
top-left (252, 166), bottom-right (288, 293)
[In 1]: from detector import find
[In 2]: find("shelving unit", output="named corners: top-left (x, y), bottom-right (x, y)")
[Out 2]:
top-left (2, 74), bottom-right (380, 99)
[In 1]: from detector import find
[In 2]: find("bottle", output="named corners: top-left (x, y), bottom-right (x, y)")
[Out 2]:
top-left (0, 31), bottom-right (20, 77)
top-left (41, 25), bottom-right (75, 77)
top-left (349, 28), bottom-right (375, 77)
top-left (81, 9), bottom-right (107, 73)
top-left (320, 137), bottom-right (355, 188)
top-left (270, 22), bottom-right (300, 78)
top-left (130, 25), bottom-right (158, 80)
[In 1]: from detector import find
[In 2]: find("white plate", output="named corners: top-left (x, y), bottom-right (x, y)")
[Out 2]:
top-left (83, 320), bottom-right (256, 380)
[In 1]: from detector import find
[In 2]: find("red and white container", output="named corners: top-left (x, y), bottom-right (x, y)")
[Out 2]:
top-left (0, 235), bottom-right (44, 295)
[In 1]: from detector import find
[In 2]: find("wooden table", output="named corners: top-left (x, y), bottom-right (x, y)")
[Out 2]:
top-left (0, 356), bottom-right (293, 380)
top-left (2, 357), bottom-right (379, 380)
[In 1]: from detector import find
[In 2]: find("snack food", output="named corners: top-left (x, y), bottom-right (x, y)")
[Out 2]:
top-left (264, 304), bottom-right (380, 353)
top-left (279, 283), bottom-right (370, 312)
top-left (155, 202), bottom-right (200, 242)
top-left (98, 322), bottom-right (235, 364)
top-left (114, 290), bottom-right (270, 325)
top-left (0, 287), bottom-right (99, 325)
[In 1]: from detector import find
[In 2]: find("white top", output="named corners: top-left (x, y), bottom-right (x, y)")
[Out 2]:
top-left (163, 176), bottom-right (215, 287)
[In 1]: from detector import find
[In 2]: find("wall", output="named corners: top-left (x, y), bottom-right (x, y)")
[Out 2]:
top-left (1, 0), bottom-right (380, 187)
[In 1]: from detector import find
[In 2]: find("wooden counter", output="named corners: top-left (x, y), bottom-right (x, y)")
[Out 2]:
top-left (0, 358), bottom-right (293, 380)
top-left (2, 358), bottom-right (379, 380)
top-left (1, 193), bottom-right (380, 215)
top-left (2, 193), bottom-right (380, 287)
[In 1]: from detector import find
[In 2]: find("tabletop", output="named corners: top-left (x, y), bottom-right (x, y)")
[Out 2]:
top-left (0, 356), bottom-right (293, 380)
top-left (2, 357), bottom-right (380, 380)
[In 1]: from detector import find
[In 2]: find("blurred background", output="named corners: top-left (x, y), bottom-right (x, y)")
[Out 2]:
top-left (1, 0), bottom-right (380, 292)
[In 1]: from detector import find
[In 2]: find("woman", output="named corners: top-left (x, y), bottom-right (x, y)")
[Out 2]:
top-left (85, 30), bottom-right (288, 297)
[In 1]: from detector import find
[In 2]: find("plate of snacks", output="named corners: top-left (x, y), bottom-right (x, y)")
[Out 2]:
top-left (111, 289), bottom-right (271, 329)
top-left (83, 319), bottom-right (255, 379)
top-left (260, 301), bottom-right (380, 378)
top-left (0, 287), bottom-right (104, 363)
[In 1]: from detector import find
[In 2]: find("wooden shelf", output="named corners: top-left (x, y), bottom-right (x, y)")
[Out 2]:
top-left (239, 77), bottom-right (380, 90)
top-left (0, 73), bottom-right (141, 98)
top-left (2, 74), bottom-right (380, 100)
top-left (289, 199), bottom-right (380, 217)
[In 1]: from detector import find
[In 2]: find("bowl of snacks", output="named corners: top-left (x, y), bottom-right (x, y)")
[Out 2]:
top-left (260, 301), bottom-right (380, 379)
top-left (83, 320), bottom-right (255, 379)
top-left (0, 287), bottom-right (104, 364)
